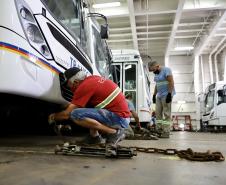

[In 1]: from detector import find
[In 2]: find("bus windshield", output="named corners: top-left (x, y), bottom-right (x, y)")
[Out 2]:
top-left (42, 0), bottom-right (82, 42)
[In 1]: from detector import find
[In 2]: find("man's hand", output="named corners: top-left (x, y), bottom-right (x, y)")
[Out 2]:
top-left (166, 93), bottom-right (172, 103)
top-left (152, 94), bottom-right (156, 104)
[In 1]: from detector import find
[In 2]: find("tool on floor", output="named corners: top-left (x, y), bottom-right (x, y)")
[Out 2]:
top-left (54, 143), bottom-right (137, 158)
top-left (50, 119), bottom-right (137, 158)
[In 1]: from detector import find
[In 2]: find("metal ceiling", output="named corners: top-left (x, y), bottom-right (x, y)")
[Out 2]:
top-left (88, 0), bottom-right (226, 58)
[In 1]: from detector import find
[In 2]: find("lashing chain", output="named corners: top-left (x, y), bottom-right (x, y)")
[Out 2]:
top-left (120, 146), bottom-right (225, 162)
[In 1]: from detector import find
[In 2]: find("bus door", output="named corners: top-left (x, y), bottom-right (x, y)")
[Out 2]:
top-left (123, 63), bottom-right (138, 112)
top-left (111, 62), bottom-right (138, 111)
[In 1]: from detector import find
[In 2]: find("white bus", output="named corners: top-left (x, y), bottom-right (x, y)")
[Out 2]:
top-left (111, 49), bottom-right (151, 125)
top-left (202, 81), bottom-right (226, 130)
top-left (0, 0), bottom-right (110, 119)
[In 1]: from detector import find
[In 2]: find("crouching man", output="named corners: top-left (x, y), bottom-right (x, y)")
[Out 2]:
top-left (49, 67), bottom-right (130, 147)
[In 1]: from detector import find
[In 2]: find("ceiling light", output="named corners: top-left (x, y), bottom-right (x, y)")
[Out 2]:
top-left (93, 2), bottom-right (121, 9)
top-left (125, 64), bottom-right (132, 70)
top-left (174, 46), bottom-right (194, 51)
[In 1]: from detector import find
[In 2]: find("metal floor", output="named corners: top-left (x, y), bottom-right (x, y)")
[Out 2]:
top-left (0, 132), bottom-right (226, 185)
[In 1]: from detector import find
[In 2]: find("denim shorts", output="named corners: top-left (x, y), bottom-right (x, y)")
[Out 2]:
top-left (70, 108), bottom-right (130, 129)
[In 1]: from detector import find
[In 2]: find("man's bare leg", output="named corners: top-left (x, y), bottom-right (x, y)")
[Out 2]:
top-left (73, 118), bottom-right (117, 134)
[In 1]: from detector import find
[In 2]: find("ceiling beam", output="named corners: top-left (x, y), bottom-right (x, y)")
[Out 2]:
top-left (108, 34), bottom-right (202, 43)
top-left (136, 29), bottom-right (204, 35)
top-left (165, 0), bottom-right (186, 57)
top-left (110, 33), bottom-right (132, 37)
top-left (108, 39), bottom-right (133, 43)
top-left (137, 31), bottom-right (171, 35)
top-left (135, 9), bottom-right (176, 16)
top-left (110, 27), bottom-right (131, 32)
top-left (138, 37), bottom-right (169, 41)
top-left (127, 0), bottom-right (138, 50)
top-left (194, 10), bottom-right (226, 56)
top-left (109, 22), bottom-right (210, 32)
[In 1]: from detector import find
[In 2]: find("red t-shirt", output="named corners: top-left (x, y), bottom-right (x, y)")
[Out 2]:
top-left (71, 76), bottom-right (130, 118)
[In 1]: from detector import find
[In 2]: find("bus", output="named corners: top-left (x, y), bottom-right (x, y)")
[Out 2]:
top-left (0, 0), bottom-right (110, 127)
top-left (111, 49), bottom-right (152, 125)
top-left (202, 81), bottom-right (226, 131)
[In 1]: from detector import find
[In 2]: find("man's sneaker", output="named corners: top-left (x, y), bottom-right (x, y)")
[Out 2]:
top-left (106, 129), bottom-right (125, 147)
top-left (79, 135), bottom-right (104, 145)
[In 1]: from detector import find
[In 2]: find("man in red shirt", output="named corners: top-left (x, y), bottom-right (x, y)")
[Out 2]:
top-left (49, 67), bottom-right (130, 146)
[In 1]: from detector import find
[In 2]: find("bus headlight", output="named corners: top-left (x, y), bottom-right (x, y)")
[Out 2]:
top-left (26, 24), bottom-right (43, 43)
top-left (41, 45), bottom-right (51, 57)
top-left (15, 0), bottom-right (53, 60)
top-left (20, 7), bottom-right (34, 22)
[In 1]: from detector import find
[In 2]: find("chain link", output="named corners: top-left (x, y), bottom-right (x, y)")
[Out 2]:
top-left (76, 143), bottom-right (225, 162)
top-left (119, 146), bottom-right (225, 162)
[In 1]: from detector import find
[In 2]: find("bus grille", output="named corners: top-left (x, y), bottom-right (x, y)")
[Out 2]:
top-left (59, 73), bottom-right (73, 102)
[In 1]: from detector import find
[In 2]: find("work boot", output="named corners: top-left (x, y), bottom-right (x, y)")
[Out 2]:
top-left (160, 124), bottom-right (170, 138)
top-left (79, 135), bottom-right (104, 145)
top-left (106, 129), bottom-right (125, 147)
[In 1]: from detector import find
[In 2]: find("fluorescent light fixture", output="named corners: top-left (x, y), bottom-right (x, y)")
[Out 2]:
top-left (174, 46), bottom-right (194, 51)
top-left (178, 101), bottom-right (186, 104)
top-left (125, 64), bottom-right (132, 70)
top-left (93, 2), bottom-right (121, 9)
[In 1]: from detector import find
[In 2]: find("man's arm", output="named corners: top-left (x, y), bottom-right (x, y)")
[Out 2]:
top-left (166, 75), bottom-right (174, 93)
top-left (131, 110), bottom-right (141, 128)
top-left (49, 103), bottom-right (78, 122)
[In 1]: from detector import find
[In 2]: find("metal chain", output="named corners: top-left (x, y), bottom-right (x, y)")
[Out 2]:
top-left (119, 146), bottom-right (225, 162)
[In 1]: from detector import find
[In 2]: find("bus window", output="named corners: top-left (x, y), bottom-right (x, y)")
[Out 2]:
top-left (124, 63), bottom-right (137, 109)
top-left (111, 64), bottom-right (121, 89)
top-left (125, 91), bottom-right (136, 111)
top-left (92, 26), bottom-right (109, 78)
top-left (124, 64), bottom-right (136, 90)
top-left (217, 90), bottom-right (226, 105)
top-left (205, 90), bottom-right (215, 112)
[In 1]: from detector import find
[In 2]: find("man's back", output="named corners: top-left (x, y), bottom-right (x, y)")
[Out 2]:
top-left (72, 75), bottom-right (130, 118)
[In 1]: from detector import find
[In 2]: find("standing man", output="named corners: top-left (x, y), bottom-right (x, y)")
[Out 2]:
top-left (49, 67), bottom-right (130, 146)
top-left (148, 61), bottom-right (175, 138)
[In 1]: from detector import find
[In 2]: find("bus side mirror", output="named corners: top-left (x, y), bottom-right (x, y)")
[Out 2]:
top-left (87, 13), bottom-right (109, 39)
top-left (101, 24), bottom-right (109, 39)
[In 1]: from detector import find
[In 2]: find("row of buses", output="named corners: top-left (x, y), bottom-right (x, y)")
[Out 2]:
top-left (0, 0), bottom-right (152, 126)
